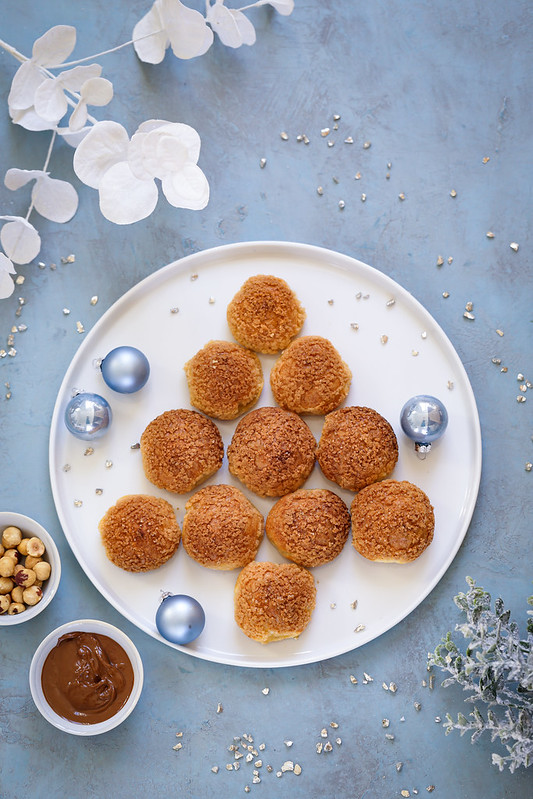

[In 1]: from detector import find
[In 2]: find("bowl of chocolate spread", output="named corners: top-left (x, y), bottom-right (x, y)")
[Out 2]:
top-left (29, 619), bottom-right (143, 735)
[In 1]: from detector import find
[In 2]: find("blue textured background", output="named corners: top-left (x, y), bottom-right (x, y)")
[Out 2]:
top-left (1, 1), bottom-right (532, 796)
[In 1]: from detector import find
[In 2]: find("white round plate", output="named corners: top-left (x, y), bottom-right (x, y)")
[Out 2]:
top-left (49, 241), bottom-right (481, 668)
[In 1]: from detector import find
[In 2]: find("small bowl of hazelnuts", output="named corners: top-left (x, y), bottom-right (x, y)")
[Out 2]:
top-left (0, 512), bottom-right (61, 626)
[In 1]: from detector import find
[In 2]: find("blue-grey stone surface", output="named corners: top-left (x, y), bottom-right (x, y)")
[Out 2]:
top-left (0, 1), bottom-right (531, 797)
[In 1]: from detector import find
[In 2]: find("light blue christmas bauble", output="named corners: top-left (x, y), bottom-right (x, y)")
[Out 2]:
top-left (64, 392), bottom-right (112, 440)
top-left (400, 395), bottom-right (448, 456)
top-left (156, 593), bottom-right (205, 645)
top-left (100, 346), bottom-right (150, 394)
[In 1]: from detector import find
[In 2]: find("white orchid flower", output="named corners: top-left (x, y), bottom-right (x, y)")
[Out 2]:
top-left (73, 119), bottom-right (209, 224)
top-left (0, 253), bottom-right (17, 299)
top-left (4, 169), bottom-right (79, 224)
top-left (133, 0), bottom-right (214, 64)
top-left (205, 0), bottom-right (256, 48)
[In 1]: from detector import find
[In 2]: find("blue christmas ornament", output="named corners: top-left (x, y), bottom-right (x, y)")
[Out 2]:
top-left (400, 395), bottom-right (448, 458)
top-left (64, 392), bottom-right (112, 440)
top-left (100, 346), bottom-right (150, 394)
top-left (156, 592), bottom-right (205, 645)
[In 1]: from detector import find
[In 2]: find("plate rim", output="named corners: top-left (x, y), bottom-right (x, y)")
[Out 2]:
top-left (49, 240), bottom-right (482, 668)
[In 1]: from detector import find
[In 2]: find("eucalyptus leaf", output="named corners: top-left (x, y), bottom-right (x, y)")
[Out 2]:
top-left (429, 578), bottom-right (533, 772)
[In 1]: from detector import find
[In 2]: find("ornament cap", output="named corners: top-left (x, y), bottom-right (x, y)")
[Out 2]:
top-left (414, 442), bottom-right (432, 459)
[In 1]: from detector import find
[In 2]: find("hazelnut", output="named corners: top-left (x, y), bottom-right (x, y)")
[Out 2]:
top-left (25, 555), bottom-right (42, 570)
top-left (0, 594), bottom-right (10, 614)
top-left (13, 568), bottom-right (36, 587)
top-left (0, 556), bottom-right (16, 578)
top-left (0, 544), bottom-right (4, 557)
top-left (11, 585), bottom-right (24, 604)
top-left (33, 561), bottom-right (51, 581)
top-left (22, 585), bottom-right (43, 606)
top-left (3, 549), bottom-right (19, 563)
top-left (7, 602), bottom-right (26, 615)
top-left (0, 576), bottom-right (14, 594)
top-left (2, 526), bottom-right (22, 548)
top-left (26, 537), bottom-right (45, 557)
top-left (17, 538), bottom-right (29, 556)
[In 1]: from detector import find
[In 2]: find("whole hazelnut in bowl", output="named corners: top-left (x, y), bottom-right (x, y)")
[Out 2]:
top-left (0, 512), bottom-right (61, 626)
top-left (29, 619), bottom-right (144, 735)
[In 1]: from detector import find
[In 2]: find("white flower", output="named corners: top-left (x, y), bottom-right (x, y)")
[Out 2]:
top-left (56, 126), bottom-right (93, 148)
top-left (0, 216), bottom-right (41, 265)
top-left (34, 65), bottom-right (113, 131)
top-left (73, 119), bottom-right (209, 224)
top-left (205, 0), bottom-right (256, 48)
top-left (0, 6), bottom-right (296, 301)
top-left (133, 0), bottom-right (214, 64)
top-left (132, 0), bottom-right (294, 63)
top-left (0, 253), bottom-right (17, 299)
top-left (33, 65), bottom-right (100, 123)
top-left (256, 0), bottom-right (295, 15)
top-left (8, 26), bottom-right (113, 132)
top-left (69, 77), bottom-right (114, 131)
top-left (4, 169), bottom-right (79, 223)
top-left (8, 25), bottom-right (77, 131)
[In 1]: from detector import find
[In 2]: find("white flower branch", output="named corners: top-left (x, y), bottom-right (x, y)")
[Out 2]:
top-left (0, 0), bottom-right (294, 298)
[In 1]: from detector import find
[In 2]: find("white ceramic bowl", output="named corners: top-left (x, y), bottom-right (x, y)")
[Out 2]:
top-left (0, 512), bottom-right (61, 626)
top-left (29, 618), bottom-right (144, 735)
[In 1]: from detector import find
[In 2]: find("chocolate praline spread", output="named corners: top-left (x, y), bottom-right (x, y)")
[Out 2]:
top-left (41, 631), bottom-right (134, 724)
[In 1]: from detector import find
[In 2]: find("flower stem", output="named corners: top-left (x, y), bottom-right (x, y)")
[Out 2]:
top-left (49, 28), bottom-right (166, 69)
top-left (25, 130), bottom-right (57, 222)
top-left (42, 129), bottom-right (57, 173)
top-left (0, 38), bottom-right (26, 63)
top-left (49, 39), bottom-right (135, 69)
top-left (1, 28), bottom-right (165, 72)
top-left (237, 1), bottom-right (265, 11)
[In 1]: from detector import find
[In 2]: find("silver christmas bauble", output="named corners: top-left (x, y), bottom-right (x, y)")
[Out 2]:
top-left (64, 392), bottom-right (112, 440)
top-left (400, 395), bottom-right (448, 457)
top-left (100, 346), bottom-right (150, 394)
top-left (156, 592), bottom-right (205, 645)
